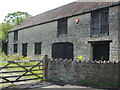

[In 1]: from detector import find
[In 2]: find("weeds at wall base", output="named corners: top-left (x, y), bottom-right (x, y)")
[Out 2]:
top-left (79, 80), bottom-right (119, 88)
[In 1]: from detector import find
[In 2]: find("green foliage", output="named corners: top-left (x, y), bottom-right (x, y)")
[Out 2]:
top-left (4, 11), bottom-right (31, 25)
top-left (0, 53), bottom-right (43, 86)
top-left (0, 52), bottom-right (33, 61)
top-left (0, 23), bottom-right (13, 41)
top-left (1, 11), bottom-right (31, 42)
top-left (0, 52), bottom-right (11, 61)
top-left (79, 80), bottom-right (118, 87)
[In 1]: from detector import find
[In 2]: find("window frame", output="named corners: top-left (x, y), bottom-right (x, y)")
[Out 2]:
top-left (22, 43), bottom-right (27, 57)
top-left (91, 9), bottom-right (109, 37)
top-left (57, 18), bottom-right (68, 36)
top-left (13, 44), bottom-right (18, 53)
top-left (34, 42), bottom-right (41, 55)
top-left (88, 40), bottom-right (112, 61)
top-left (14, 31), bottom-right (18, 41)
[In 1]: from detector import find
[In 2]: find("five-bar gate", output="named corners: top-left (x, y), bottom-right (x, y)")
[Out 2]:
top-left (0, 60), bottom-right (44, 84)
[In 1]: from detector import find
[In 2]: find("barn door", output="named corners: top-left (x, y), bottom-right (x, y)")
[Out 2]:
top-left (52, 42), bottom-right (73, 59)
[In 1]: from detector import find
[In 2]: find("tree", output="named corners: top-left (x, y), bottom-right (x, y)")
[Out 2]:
top-left (4, 11), bottom-right (31, 26)
top-left (1, 11), bottom-right (31, 54)
top-left (0, 23), bottom-right (13, 41)
top-left (1, 11), bottom-right (31, 41)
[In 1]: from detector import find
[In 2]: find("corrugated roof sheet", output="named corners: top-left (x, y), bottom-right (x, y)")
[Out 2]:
top-left (12, 2), bottom-right (119, 30)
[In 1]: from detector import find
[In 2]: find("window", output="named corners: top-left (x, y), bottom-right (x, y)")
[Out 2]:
top-left (35, 43), bottom-right (41, 55)
top-left (91, 9), bottom-right (109, 37)
top-left (89, 40), bottom-right (112, 61)
top-left (57, 18), bottom-right (68, 36)
top-left (13, 44), bottom-right (18, 53)
top-left (22, 43), bottom-right (27, 57)
top-left (14, 31), bottom-right (18, 41)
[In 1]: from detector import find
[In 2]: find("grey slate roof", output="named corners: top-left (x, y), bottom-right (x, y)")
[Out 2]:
top-left (12, 1), bottom-right (119, 31)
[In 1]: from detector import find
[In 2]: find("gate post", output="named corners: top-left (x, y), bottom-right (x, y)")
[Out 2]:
top-left (43, 55), bottom-right (48, 81)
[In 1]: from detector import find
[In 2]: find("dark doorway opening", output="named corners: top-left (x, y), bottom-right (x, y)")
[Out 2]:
top-left (52, 42), bottom-right (73, 59)
top-left (2, 41), bottom-right (8, 55)
top-left (22, 43), bottom-right (27, 57)
top-left (92, 42), bottom-right (110, 61)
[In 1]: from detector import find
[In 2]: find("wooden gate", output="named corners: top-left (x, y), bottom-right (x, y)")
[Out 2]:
top-left (0, 60), bottom-right (44, 84)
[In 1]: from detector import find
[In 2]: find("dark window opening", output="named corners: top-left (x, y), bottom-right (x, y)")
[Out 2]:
top-left (91, 9), bottom-right (109, 37)
top-left (22, 43), bottom-right (27, 57)
top-left (13, 44), bottom-right (18, 53)
top-left (91, 41), bottom-right (111, 61)
top-left (14, 31), bottom-right (18, 41)
top-left (52, 42), bottom-right (73, 59)
top-left (57, 18), bottom-right (68, 36)
top-left (35, 43), bottom-right (41, 55)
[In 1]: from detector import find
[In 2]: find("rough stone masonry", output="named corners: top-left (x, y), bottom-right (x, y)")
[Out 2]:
top-left (46, 59), bottom-right (119, 85)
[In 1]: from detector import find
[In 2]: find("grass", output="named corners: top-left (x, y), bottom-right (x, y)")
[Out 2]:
top-left (1, 61), bottom-right (43, 77)
top-left (0, 61), bottom-right (43, 88)
top-left (79, 80), bottom-right (118, 87)
top-left (0, 53), bottom-right (44, 88)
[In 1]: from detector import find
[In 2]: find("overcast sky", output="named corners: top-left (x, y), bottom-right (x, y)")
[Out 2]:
top-left (0, 0), bottom-right (77, 23)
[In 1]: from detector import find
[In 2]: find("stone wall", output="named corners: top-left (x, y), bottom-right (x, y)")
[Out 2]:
top-left (8, 5), bottom-right (119, 61)
top-left (46, 59), bottom-right (119, 84)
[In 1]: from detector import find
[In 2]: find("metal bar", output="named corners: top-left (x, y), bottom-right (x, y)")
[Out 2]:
top-left (15, 71), bottom-right (28, 81)
top-left (29, 71), bottom-right (42, 79)
top-left (0, 60), bottom-right (43, 63)
top-left (1, 77), bottom-right (11, 82)
top-left (11, 62), bottom-right (28, 81)
top-left (0, 69), bottom-right (43, 73)
top-left (0, 65), bottom-right (43, 69)
top-left (0, 62), bottom-right (11, 70)
top-left (29, 61), bottom-right (42, 70)
top-left (1, 73), bottom-right (43, 78)
top-left (0, 60), bottom-right (44, 84)
top-left (27, 61), bottom-right (43, 79)
top-left (0, 77), bottom-right (43, 84)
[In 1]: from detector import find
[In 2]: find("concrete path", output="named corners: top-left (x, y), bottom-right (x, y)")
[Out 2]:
top-left (1, 81), bottom-right (118, 90)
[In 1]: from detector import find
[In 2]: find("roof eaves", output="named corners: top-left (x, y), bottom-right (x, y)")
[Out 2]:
top-left (9, 2), bottom-right (120, 33)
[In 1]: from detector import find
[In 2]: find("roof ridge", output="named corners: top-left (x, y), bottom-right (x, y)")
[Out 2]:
top-left (11, 1), bottom-right (119, 31)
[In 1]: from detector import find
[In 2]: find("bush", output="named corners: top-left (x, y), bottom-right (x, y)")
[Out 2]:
top-left (0, 52), bottom-right (11, 61)
top-left (0, 52), bottom-right (33, 61)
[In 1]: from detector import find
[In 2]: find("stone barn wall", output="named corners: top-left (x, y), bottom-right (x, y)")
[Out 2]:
top-left (46, 59), bottom-right (119, 85)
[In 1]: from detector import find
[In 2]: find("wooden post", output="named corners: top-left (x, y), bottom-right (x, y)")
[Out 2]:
top-left (43, 55), bottom-right (48, 81)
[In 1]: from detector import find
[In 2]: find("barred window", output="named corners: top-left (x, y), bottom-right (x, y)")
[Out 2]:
top-left (91, 9), bottom-right (109, 37)
top-left (35, 43), bottom-right (41, 55)
top-left (57, 18), bottom-right (67, 36)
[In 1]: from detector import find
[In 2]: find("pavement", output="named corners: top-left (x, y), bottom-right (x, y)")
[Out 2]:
top-left (1, 81), bottom-right (119, 90)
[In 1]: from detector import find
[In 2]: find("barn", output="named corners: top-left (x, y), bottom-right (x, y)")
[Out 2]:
top-left (8, 1), bottom-right (120, 61)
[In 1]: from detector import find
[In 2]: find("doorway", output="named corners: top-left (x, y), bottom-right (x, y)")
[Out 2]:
top-left (92, 42), bottom-right (110, 61)
top-left (52, 42), bottom-right (73, 59)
